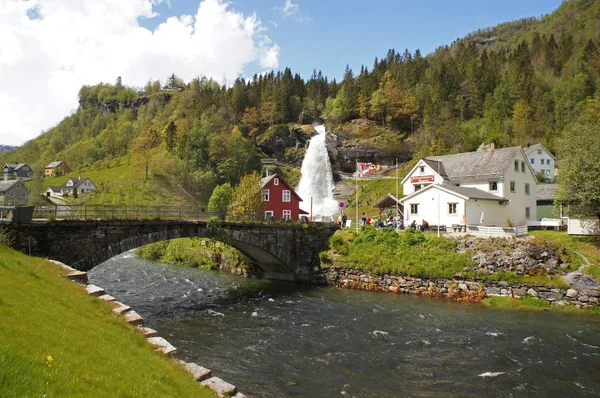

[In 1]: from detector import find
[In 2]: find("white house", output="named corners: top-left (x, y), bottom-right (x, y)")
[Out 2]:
top-left (524, 143), bottom-right (556, 182)
top-left (45, 177), bottom-right (97, 197)
top-left (399, 146), bottom-right (537, 228)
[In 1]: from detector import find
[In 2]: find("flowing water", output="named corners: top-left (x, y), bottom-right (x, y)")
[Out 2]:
top-left (89, 253), bottom-right (600, 397)
top-left (297, 124), bottom-right (339, 218)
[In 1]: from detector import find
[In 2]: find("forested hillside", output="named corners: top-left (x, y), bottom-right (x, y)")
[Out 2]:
top-left (2, 0), bottom-right (599, 204)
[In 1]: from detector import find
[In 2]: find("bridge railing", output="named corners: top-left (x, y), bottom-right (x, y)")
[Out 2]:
top-left (33, 205), bottom-right (221, 221)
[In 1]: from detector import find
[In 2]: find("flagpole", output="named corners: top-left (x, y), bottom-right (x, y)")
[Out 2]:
top-left (355, 159), bottom-right (359, 233)
top-left (395, 157), bottom-right (398, 218)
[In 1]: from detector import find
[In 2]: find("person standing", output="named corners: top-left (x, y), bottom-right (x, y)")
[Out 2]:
top-left (341, 214), bottom-right (347, 228)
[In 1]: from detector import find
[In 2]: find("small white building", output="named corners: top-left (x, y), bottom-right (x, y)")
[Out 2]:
top-left (524, 143), bottom-right (556, 182)
top-left (45, 177), bottom-right (97, 197)
top-left (399, 146), bottom-right (537, 229)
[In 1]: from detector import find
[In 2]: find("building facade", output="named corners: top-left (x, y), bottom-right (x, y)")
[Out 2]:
top-left (0, 180), bottom-right (30, 205)
top-left (261, 174), bottom-right (306, 221)
top-left (399, 146), bottom-right (537, 228)
top-left (3, 163), bottom-right (33, 181)
top-left (524, 144), bottom-right (556, 182)
top-left (45, 177), bottom-right (97, 197)
top-left (44, 161), bottom-right (72, 177)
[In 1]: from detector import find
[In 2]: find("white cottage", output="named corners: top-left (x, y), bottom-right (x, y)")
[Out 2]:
top-left (399, 146), bottom-right (537, 229)
top-left (524, 143), bottom-right (556, 182)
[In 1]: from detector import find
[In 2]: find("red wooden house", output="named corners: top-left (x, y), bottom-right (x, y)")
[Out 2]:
top-left (261, 173), bottom-right (307, 221)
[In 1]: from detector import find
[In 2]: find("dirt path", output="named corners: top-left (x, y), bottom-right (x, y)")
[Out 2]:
top-left (563, 251), bottom-right (600, 290)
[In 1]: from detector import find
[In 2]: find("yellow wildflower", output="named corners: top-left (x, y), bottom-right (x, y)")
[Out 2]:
top-left (45, 355), bottom-right (53, 368)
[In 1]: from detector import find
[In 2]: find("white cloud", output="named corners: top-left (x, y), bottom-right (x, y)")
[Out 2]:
top-left (0, 0), bottom-right (279, 146)
top-left (280, 0), bottom-right (312, 23)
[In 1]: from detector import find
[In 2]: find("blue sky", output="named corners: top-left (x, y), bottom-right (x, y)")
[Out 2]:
top-left (1, 0), bottom-right (564, 145)
top-left (141, 0), bottom-right (564, 81)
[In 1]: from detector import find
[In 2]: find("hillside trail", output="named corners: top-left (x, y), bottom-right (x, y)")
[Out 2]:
top-left (562, 251), bottom-right (600, 291)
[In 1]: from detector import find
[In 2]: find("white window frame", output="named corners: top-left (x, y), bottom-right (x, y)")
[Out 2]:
top-left (525, 207), bottom-right (531, 219)
top-left (510, 181), bottom-right (516, 193)
top-left (514, 160), bottom-right (519, 172)
top-left (419, 166), bottom-right (425, 174)
top-left (521, 161), bottom-right (525, 173)
top-left (489, 181), bottom-right (498, 192)
top-left (262, 189), bottom-right (270, 202)
top-left (282, 190), bottom-right (291, 202)
top-left (537, 148), bottom-right (542, 155)
top-left (282, 210), bottom-right (292, 220)
top-left (410, 204), bottom-right (419, 215)
top-left (448, 203), bottom-right (457, 215)
top-left (525, 183), bottom-right (530, 195)
top-left (530, 158), bottom-right (534, 164)
top-left (264, 210), bottom-right (274, 219)
top-left (274, 178), bottom-right (279, 186)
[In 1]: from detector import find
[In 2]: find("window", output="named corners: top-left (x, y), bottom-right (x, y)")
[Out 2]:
top-left (410, 204), bottom-right (419, 215)
top-left (264, 211), bottom-right (274, 220)
top-left (419, 166), bottom-right (425, 173)
top-left (514, 160), bottom-right (519, 171)
top-left (262, 189), bottom-right (270, 201)
top-left (9, 192), bottom-right (14, 197)
top-left (540, 159), bottom-right (545, 165)
top-left (414, 185), bottom-right (422, 192)
top-left (525, 207), bottom-right (531, 219)
top-left (531, 158), bottom-right (535, 164)
top-left (21, 192), bottom-right (26, 198)
top-left (489, 181), bottom-right (498, 191)
top-left (546, 159), bottom-right (551, 166)
top-left (274, 178), bottom-right (279, 186)
top-left (525, 183), bottom-right (530, 195)
top-left (282, 210), bottom-right (292, 220)
top-left (448, 203), bottom-right (457, 214)
top-left (521, 161), bottom-right (525, 173)
top-left (282, 190), bottom-right (291, 202)
top-left (537, 148), bottom-right (542, 154)
top-left (510, 181), bottom-right (516, 193)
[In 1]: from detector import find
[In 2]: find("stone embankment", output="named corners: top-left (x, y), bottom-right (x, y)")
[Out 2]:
top-left (53, 260), bottom-right (247, 398)
top-left (318, 268), bottom-right (600, 309)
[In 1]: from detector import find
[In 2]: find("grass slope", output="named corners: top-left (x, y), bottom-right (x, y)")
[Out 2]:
top-left (0, 246), bottom-right (214, 397)
top-left (30, 149), bottom-right (198, 207)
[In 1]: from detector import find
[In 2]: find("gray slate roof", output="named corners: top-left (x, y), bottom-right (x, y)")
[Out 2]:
top-left (439, 185), bottom-right (506, 201)
top-left (0, 180), bottom-right (20, 192)
top-left (426, 147), bottom-right (522, 181)
top-left (536, 184), bottom-right (559, 201)
top-left (3, 163), bottom-right (28, 170)
top-left (422, 159), bottom-right (448, 179)
top-left (45, 161), bottom-right (65, 168)
top-left (62, 178), bottom-right (93, 189)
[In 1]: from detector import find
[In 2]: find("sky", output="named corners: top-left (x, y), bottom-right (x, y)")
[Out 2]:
top-left (0, 0), bottom-right (563, 146)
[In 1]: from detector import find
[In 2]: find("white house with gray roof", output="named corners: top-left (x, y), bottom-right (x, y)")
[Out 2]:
top-left (399, 146), bottom-right (537, 228)
top-left (525, 143), bottom-right (556, 182)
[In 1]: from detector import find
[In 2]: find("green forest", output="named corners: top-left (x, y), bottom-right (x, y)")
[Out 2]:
top-left (2, 0), bottom-right (600, 205)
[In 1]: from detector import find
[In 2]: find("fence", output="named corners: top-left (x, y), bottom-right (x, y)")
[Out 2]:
top-left (32, 205), bottom-right (221, 221)
top-left (465, 224), bottom-right (528, 238)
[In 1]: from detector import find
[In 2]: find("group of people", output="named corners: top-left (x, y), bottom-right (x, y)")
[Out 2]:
top-left (409, 219), bottom-right (429, 231)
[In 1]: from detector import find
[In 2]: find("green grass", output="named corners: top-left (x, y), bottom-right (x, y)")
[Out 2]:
top-left (530, 230), bottom-right (600, 279)
top-left (325, 227), bottom-right (473, 278)
top-left (474, 271), bottom-right (570, 288)
top-left (483, 296), bottom-right (600, 314)
top-left (344, 178), bottom-right (402, 221)
top-left (0, 245), bottom-right (214, 397)
top-left (27, 150), bottom-right (199, 207)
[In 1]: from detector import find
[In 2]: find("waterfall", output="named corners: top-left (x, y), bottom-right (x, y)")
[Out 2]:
top-left (297, 125), bottom-right (339, 218)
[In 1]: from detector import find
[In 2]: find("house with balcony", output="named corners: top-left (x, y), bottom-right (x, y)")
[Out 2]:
top-left (260, 173), bottom-right (307, 221)
top-left (3, 162), bottom-right (33, 181)
top-left (399, 146), bottom-right (537, 230)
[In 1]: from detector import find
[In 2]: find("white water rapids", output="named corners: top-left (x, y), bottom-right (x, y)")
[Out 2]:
top-left (297, 124), bottom-right (339, 218)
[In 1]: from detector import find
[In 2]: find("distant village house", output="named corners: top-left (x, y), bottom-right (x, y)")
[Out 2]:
top-left (525, 143), bottom-right (556, 182)
top-left (44, 160), bottom-right (71, 177)
top-left (2, 162), bottom-right (33, 181)
top-left (0, 180), bottom-right (30, 205)
top-left (45, 177), bottom-right (97, 197)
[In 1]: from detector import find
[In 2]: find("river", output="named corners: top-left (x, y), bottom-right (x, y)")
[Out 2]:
top-left (88, 253), bottom-right (600, 397)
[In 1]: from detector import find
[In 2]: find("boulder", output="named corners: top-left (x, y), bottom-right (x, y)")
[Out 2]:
top-left (526, 288), bottom-right (538, 297)
top-left (566, 289), bottom-right (578, 298)
top-left (200, 377), bottom-right (237, 398)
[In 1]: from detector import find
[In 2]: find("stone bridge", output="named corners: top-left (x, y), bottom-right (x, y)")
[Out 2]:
top-left (7, 220), bottom-right (338, 281)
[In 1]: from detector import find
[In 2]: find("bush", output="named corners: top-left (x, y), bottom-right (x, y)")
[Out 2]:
top-left (0, 227), bottom-right (14, 247)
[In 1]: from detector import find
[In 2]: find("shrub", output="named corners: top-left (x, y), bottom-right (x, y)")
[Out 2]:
top-left (0, 227), bottom-right (14, 247)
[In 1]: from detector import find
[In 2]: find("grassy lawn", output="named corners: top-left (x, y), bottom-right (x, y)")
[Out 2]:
top-left (482, 296), bottom-right (600, 314)
top-left (27, 150), bottom-right (199, 207)
top-left (323, 228), bottom-right (573, 287)
top-left (0, 245), bottom-right (214, 397)
top-left (344, 177), bottom-right (402, 222)
top-left (530, 230), bottom-right (600, 280)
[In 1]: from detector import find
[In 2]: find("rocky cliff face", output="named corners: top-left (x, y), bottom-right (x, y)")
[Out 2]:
top-left (326, 119), bottom-right (413, 174)
top-left (255, 124), bottom-right (314, 167)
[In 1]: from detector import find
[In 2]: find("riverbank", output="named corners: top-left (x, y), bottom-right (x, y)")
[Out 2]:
top-left (0, 245), bottom-right (215, 397)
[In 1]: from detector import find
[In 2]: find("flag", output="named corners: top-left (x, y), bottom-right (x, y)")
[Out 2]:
top-left (357, 162), bottom-right (378, 178)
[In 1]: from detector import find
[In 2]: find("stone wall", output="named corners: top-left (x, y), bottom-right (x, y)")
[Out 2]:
top-left (317, 268), bottom-right (599, 309)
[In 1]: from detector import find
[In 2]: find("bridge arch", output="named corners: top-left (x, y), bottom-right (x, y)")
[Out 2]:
top-left (7, 220), bottom-right (337, 281)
